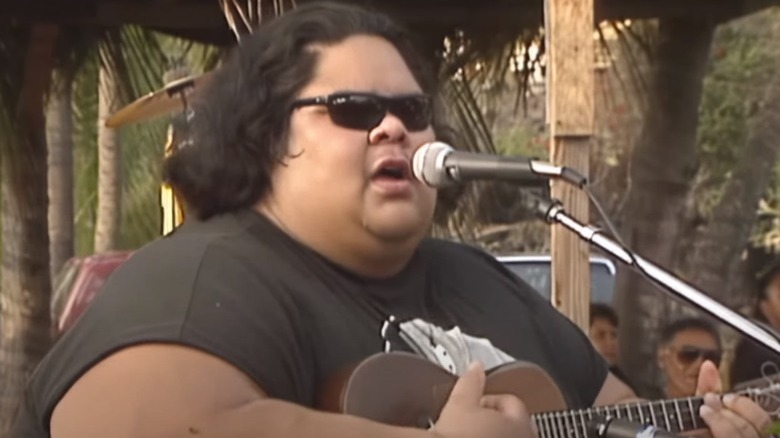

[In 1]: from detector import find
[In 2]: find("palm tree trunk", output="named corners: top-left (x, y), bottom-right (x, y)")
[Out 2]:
top-left (47, 72), bottom-right (75, 278)
top-left (0, 23), bottom-right (58, 436)
top-left (94, 55), bottom-right (122, 252)
top-left (614, 17), bottom-right (716, 397)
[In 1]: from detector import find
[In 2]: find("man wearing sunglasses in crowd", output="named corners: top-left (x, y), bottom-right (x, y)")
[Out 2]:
top-left (657, 318), bottom-right (723, 398)
top-left (13, 3), bottom-right (772, 438)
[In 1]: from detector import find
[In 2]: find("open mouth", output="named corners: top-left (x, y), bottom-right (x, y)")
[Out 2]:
top-left (372, 159), bottom-right (410, 181)
top-left (375, 166), bottom-right (407, 180)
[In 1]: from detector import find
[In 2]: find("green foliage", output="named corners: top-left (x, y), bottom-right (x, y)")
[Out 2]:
top-left (117, 115), bottom-right (166, 251)
top-left (494, 124), bottom-right (546, 158)
top-left (696, 17), bottom-right (776, 215)
top-left (70, 27), bottom-right (220, 255)
top-left (72, 56), bottom-right (99, 255)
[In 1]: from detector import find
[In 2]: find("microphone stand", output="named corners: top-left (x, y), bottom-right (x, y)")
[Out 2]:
top-left (522, 192), bottom-right (780, 356)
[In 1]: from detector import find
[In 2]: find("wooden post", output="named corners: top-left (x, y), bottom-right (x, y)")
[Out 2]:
top-left (546, 0), bottom-right (594, 331)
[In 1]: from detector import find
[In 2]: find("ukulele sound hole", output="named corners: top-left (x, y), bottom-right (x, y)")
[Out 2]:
top-left (417, 415), bottom-right (435, 429)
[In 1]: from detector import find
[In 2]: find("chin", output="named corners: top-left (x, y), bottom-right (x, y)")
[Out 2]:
top-left (364, 215), bottom-right (430, 243)
top-left (370, 223), bottom-right (426, 243)
top-left (364, 203), bottom-right (433, 239)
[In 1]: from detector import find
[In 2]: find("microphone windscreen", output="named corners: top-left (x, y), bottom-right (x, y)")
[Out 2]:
top-left (412, 142), bottom-right (453, 188)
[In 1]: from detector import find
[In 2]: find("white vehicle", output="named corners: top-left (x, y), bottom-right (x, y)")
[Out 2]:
top-left (497, 254), bottom-right (617, 304)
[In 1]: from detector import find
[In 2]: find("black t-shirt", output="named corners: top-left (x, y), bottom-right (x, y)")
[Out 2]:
top-left (730, 336), bottom-right (780, 387)
top-left (12, 209), bottom-right (608, 437)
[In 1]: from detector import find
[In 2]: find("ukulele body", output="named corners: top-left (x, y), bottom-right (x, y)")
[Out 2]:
top-left (318, 352), bottom-right (568, 428)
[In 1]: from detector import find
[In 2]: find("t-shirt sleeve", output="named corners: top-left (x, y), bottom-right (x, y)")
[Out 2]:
top-left (179, 243), bottom-right (316, 405)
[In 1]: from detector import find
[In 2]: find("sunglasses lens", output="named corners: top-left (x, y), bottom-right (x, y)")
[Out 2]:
top-left (328, 95), bottom-right (385, 130)
top-left (675, 347), bottom-right (721, 365)
top-left (676, 348), bottom-right (700, 365)
top-left (704, 351), bottom-right (722, 364)
top-left (388, 96), bottom-right (432, 131)
top-left (325, 94), bottom-right (432, 131)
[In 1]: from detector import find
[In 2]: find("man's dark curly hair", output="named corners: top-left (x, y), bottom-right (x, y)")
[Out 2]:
top-left (590, 303), bottom-right (618, 327)
top-left (164, 2), bottom-right (457, 220)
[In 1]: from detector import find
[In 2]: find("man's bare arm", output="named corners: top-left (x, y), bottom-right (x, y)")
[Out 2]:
top-left (50, 344), bottom-right (430, 438)
top-left (183, 397), bottom-right (435, 438)
top-left (592, 372), bottom-right (639, 406)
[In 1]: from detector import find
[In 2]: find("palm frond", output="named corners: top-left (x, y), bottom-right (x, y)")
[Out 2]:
top-left (608, 21), bottom-right (654, 110)
top-left (444, 74), bottom-right (496, 153)
top-left (220, 0), bottom-right (297, 41)
top-left (68, 26), bottom-right (220, 253)
top-left (72, 55), bottom-right (99, 254)
top-left (118, 116), bottom-right (166, 249)
top-left (432, 19), bottom-right (659, 241)
top-left (120, 26), bottom-right (167, 96)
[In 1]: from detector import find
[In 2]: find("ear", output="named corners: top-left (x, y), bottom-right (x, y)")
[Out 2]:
top-left (657, 347), bottom-right (667, 369)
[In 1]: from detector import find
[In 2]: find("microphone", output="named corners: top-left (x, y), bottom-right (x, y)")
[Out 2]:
top-left (411, 141), bottom-right (587, 188)
top-left (588, 418), bottom-right (681, 438)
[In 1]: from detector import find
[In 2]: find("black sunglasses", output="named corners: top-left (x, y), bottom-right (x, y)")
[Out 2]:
top-left (673, 345), bottom-right (722, 365)
top-left (291, 92), bottom-right (433, 132)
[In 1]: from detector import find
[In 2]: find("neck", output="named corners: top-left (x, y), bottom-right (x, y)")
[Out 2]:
top-left (255, 203), bottom-right (419, 278)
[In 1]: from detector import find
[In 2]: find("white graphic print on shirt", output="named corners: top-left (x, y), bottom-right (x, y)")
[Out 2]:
top-left (387, 317), bottom-right (516, 375)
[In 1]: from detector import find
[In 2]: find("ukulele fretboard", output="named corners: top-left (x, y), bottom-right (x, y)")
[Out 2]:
top-left (531, 394), bottom-right (729, 438)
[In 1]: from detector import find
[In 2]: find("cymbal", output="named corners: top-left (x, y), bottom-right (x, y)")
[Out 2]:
top-left (105, 71), bottom-right (213, 128)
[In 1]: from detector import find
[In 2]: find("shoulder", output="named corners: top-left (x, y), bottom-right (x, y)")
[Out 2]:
top-left (113, 211), bottom-right (256, 273)
top-left (418, 238), bottom-right (554, 315)
top-left (419, 238), bottom-right (505, 271)
top-left (419, 238), bottom-right (538, 292)
top-left (24, 211), bottom-right (288, 431)
top-left (114, 210), bottom-right (286, 289)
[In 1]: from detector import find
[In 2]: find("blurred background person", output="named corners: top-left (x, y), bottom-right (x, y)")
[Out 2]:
top-left (589, 303), bottom-right (635, 392)
top-left (657, 317), bottom-right (722, 398)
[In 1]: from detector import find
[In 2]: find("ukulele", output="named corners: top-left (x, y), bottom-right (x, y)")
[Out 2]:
top-left (317, 352), bottom-right (780, 438)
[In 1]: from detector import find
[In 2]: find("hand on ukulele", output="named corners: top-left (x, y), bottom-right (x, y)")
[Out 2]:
top-left (430, 361), bottom-right (538, 438)
top-left (696, 360), bottom-right (773, 438)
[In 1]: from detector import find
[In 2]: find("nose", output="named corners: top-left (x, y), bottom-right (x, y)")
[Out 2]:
top-left (368, 112), bottom-right (407, 145)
